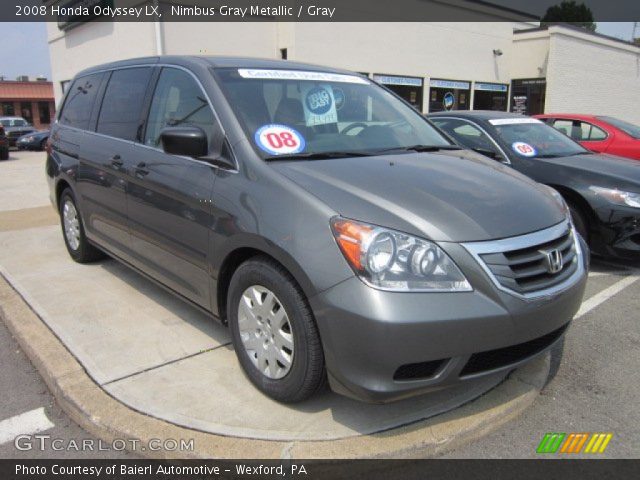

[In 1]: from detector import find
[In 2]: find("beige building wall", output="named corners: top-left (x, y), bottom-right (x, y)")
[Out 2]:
top-left (545, 26), bottom-right (640, 124)
top-left (47, 22), bottom-right (156, 101)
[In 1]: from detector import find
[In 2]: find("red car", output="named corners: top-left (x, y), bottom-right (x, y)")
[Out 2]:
top-left (535, 114), bottom-right (640, 161)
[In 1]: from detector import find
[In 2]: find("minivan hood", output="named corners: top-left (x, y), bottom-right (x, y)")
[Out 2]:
top-left (271, 151), bottom-right (566, 242)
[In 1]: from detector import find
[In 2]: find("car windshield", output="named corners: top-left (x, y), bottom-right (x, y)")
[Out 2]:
top-left (0, 120), bottom-right (12, 127)
top-left (213, 68), bottom-right (453, 159)
top-left (491, 119), bottom-right (588, 158)
top-left (597, 116), bottom-right (640, 139)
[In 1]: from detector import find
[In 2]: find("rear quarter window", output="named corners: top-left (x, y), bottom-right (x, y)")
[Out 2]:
top-left (59, 73), bottom-right (105, 130)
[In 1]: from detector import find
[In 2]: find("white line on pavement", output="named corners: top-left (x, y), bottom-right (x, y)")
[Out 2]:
top-left (576, 276), bottom-right (640, 319)
top-left (0, 407), bottom-right (54, 446)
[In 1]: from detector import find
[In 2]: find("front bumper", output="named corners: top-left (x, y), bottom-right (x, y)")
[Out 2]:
top-left (310, 235), bottom-right (588, 403)
top-left (591, 206), bottom-right (640, 259)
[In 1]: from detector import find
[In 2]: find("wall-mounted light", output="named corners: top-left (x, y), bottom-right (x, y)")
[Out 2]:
top-left (493, 49), bottom-right (503, 56)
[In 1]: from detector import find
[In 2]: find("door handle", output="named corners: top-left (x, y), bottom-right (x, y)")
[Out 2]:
top-left (110, 154), bottom-right (123, 168)
top-left (135, 161), bottom-right (149, 177)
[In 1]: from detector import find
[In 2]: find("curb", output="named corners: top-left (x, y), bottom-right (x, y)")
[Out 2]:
top-left (0, 272), bottom-right (549, 459)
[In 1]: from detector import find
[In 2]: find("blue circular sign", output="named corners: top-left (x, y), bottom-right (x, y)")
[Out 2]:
top-left (443, 92), bottom-right (455, 110)
top-left (333, 88), bottom-right (345, 110)
top-left (305, 87), bottom-right (332, 115)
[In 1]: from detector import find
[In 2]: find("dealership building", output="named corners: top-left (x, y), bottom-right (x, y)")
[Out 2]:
top-left (46, 1), bottom-right (640, 123)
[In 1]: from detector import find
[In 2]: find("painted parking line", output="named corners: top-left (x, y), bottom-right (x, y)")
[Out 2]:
top-left (576, 276), bottom-right (640, 319)
top-left (0, 407), bottom-right (54, 446)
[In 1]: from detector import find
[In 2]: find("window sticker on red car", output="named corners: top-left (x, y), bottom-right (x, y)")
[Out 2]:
top-left (254, 124), bottom-right (305, 155)
top-left (512, 141), bottom-right (537, 157)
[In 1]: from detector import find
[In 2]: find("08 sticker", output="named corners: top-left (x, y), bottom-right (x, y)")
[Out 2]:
top-left (512, 142), bottom-right (537, 157)
top-left (255, 124), bottom-right (305, 155)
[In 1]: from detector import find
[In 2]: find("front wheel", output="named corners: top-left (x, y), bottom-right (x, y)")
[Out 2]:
top-left (568, 202), bottom-right (588, 244)
top-left (227, 257), bottom-right (326, 402)
top-left (59, 189), bottom-right (104, 263)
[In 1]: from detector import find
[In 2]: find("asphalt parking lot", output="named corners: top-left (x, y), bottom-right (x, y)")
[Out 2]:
top-left (0, 150), bottom-right (639, 458)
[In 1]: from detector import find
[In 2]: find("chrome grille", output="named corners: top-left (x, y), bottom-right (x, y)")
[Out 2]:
top-left (463, 221), bottom-right (583, 298)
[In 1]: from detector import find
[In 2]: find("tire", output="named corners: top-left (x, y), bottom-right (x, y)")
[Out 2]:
top-left (0, 148), bottom-right (8, 160)
top-left (39, 138), bottom-right (48, 151)
top-left (227, 256), bottom-right (326, 402)
top-left (59, 188), bottom-right (104, 263)
top-left (568, 202), bottom-right (588, 244)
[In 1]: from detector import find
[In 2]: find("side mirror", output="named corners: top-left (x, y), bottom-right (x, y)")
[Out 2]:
top-left (160, 125), bottom-right (235, 170)
top-left (472, 147), bottom-right (506, 162)
top-left (160, 126), bottom-right (209, 158)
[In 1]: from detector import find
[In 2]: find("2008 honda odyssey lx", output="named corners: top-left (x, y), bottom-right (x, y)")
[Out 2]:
top-left (46, 57), bottom-right (587, 403)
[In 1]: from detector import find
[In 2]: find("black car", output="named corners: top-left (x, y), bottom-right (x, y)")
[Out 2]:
top-left (0, 116), bottom-right (37, 147)
top-left (17, 130), bottom-right (49, 151)
top-left (0, 124), bottom-right (8, 160)
top-left (428, 111), bottom-right (640, 259)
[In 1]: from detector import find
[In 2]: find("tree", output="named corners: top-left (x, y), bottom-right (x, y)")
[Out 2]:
top-left (541, 1), bottom-right (596, 32)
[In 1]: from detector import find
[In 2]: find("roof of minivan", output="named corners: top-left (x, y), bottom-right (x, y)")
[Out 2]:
top-left (76, 56), bottom-right (356, 78)
top-left (427, 111), bottom-right (528, 121)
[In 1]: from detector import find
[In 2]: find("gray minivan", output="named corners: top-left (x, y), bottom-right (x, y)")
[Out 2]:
top-left (46, 57), bottom-right (588, 403)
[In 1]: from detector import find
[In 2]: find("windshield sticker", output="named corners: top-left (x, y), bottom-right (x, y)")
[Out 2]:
top-left (255, 124), bottom-right (305, 156)
top-left (489, 118), bottom-right (543, 126)
top-left (302, 84), bottom-right (338, 126)
top-left (512, 142), bottom-right (537, 157)
top-left (238, 69), bottom-right (370, 85)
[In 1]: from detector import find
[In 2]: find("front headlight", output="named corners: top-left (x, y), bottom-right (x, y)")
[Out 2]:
top-left (589, 186), bottom-right (640, 209)
top-left (330, 217), bottom-right (472, 292)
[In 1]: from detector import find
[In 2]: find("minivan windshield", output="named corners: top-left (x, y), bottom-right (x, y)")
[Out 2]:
top-left (491, 119), bottom-right (589, 158)
top-left (214, 68), bottom-right (454, 159)
top-left (598, 116), bottom-right (640, 139)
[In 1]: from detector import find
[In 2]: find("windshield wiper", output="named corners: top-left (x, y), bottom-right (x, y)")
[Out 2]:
top-left (376, 144), bottom-right (462, 154)
top-left (263, 151), bottom-right (374, 161)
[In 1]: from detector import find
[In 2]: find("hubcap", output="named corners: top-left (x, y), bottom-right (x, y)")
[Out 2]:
top-left (237, 285), bottom-right (294, 380)
top-left (62, 199), bottom-right (81, 251)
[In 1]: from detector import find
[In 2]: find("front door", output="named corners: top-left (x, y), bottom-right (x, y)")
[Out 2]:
top-left (126, 67), bottom-right (218, 308)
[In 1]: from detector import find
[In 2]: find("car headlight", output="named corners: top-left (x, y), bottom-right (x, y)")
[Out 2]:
top-left (330, 217), bottom-right (472, 292)
top-left (23, 136), bottom-right (34, 142)
top-left (589, 186), bottom-right (640, 209)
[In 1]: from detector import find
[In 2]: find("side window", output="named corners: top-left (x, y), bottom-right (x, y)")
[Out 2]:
top-left (144, 68), bottom-right (215, 148)
top-left (578, 121), bottom-right (607, 141)
top-left (97, 68), bottom-right (153, 141)
top-left (59, 73), bottom-right (104, 130)
top-left (552, 119), bottom-right (575, 138)
top-left (433, 119), bottom-right (499, 156)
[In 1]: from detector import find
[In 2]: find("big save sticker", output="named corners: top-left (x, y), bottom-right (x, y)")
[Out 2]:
top-left (255, 124), bottom-right (306, 155)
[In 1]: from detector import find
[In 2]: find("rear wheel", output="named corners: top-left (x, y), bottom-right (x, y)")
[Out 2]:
top-left (59, 188), bottom-right (104, 263)
top-left (227, 257), bottom-right (326, 402)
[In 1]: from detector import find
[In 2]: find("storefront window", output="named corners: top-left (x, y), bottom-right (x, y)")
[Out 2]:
top-left (510, 78), bottom-right (546, 116)
top-left (428, 79), bottom-right (470, 112)
top-left (20, 102), bottom-right (33, 124)
top-left (38, 102), bottom-right (51, 125)
top-left (1, 102), bottom-right (14, 116)
top-left (473, 83), bottom-right (508, 111)
top-left (372, 74), bottom-right (424, 111)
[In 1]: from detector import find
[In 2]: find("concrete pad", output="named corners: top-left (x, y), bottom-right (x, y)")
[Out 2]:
top-left (0, 225), bottom-right (228, 385)
top-left (0, 152), bottom-right (51, 212)
top-left (105, 346), bottom-right (505, 441)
